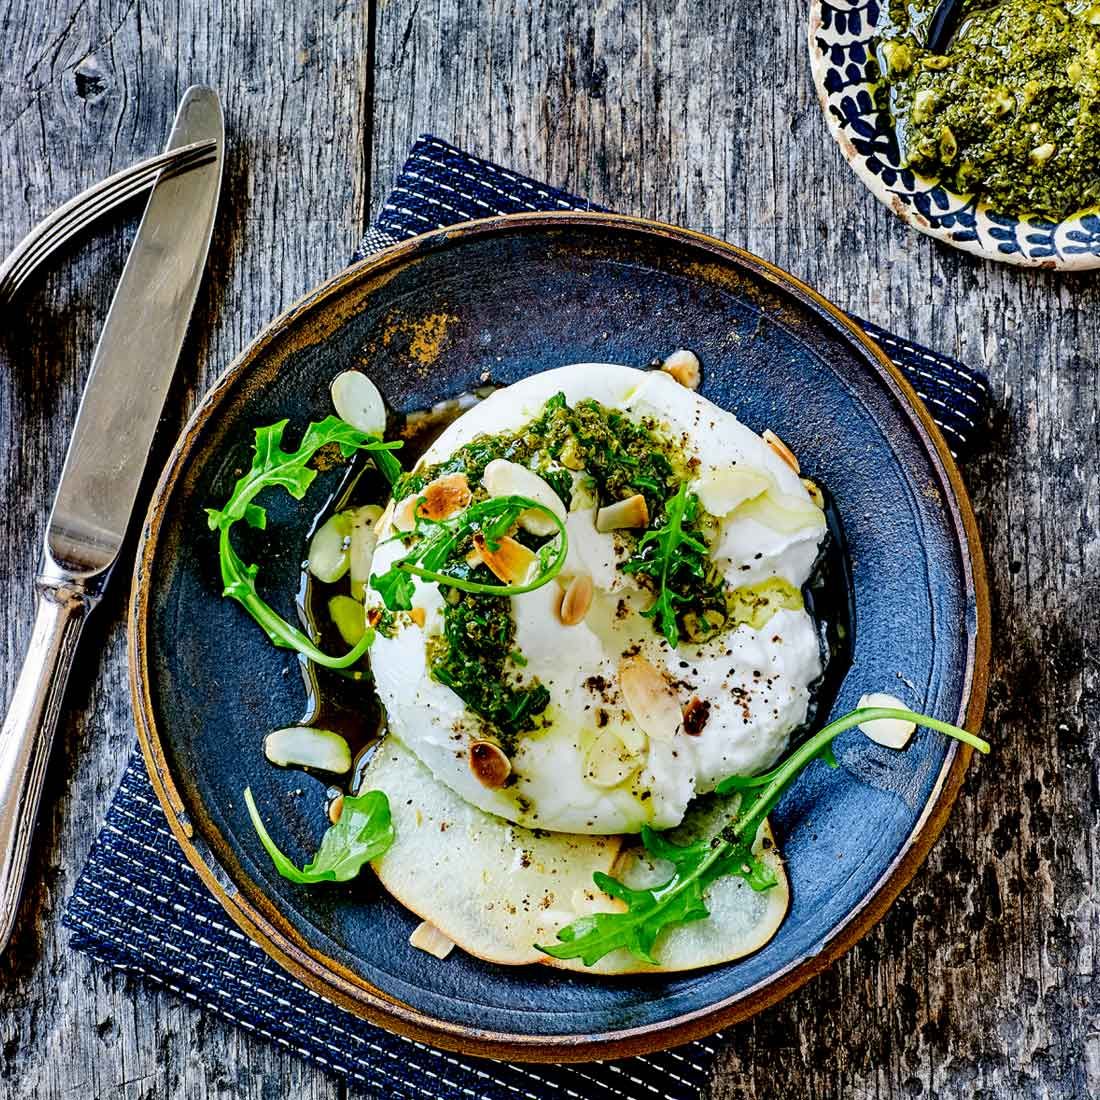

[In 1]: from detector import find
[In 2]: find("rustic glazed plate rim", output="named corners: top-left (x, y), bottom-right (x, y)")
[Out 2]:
top-left (128, 211), bottom-right (991, 1062)
top-left (807, 2), bottom-right (1100, 271)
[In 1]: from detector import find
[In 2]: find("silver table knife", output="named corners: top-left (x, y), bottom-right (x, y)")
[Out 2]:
top-left (0, 86), bottom-right (223, 952)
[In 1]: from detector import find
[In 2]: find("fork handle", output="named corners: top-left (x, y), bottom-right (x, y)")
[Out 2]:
top-left (0, 572), bottom-right (93, 952)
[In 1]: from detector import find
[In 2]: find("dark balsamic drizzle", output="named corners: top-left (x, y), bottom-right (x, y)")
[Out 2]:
top-left (291, 391), bottom-right (494, 809)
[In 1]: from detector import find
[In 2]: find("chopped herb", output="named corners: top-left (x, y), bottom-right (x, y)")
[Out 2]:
top-left (205, 416), bottom-right (402, 669)
top-left (243, 787), bottom-right (395, 885)
top-left (538, 706), bottom-right (991, 966)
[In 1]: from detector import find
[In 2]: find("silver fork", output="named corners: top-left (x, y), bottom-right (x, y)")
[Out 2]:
top-left (0, 139), bottom-right (217, 305)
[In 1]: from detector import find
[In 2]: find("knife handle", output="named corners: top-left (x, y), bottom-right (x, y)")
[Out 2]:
top-left (0, 572), bottom-right (93, 952)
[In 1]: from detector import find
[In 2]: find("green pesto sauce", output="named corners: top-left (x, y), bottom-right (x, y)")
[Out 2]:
top-left (395, 392), bottom-right (688, 518)
top-left (397, 392), bottom-right (693, 744)
top-left (876, 1), bottom-right (1100, 219)
top-left (426, 576), bottom-right (549, 752)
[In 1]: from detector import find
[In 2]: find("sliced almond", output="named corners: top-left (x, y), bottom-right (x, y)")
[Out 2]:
top-left (693, 467), bottom-right (770, 517)
top-left (469, 740), bottom-right (512, 788)
top-left (392, 473), bottom-right (472, 532)
top-left (418, 473), bottom-right (472, 521)
top-left (347, 505), bottom-right (383, 599)
top-left (264, 727), bottom-right (351, 774)
top-left (472, 533), bottom-right (538, 586)
top-left (558, 573), bottom-right (594, 626)
top-left (762, 429), bottom-right (800, 475)
top-left (618, 655), bottom-right (681, 742)
top-left (482, 459), bottom-right (567, 536)
top-left (409, 920), bottom-right (456, 960)
top-left (858, 692), bottom-right (916, 749)
top-left (330, 370), bottom-right (386, 436)
top-left (596, 493), bottom-right (649, 533)
top-left (583, 728), bottom-right (643, 789)
top-left (392, 495), bottom-right (418, 533)
top-left (408, 606), bottom-right (426, 628)
top-left (661, 349), bottom-right (701, 390)
top-left (328, 594), bottom-right (367, 646)
top-left (374, 499), bottom-right (396, 537)
top-left (801, 477), bottom-right (824, 509)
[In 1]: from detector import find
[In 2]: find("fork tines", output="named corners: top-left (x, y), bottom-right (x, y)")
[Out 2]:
top-left (0, 139), bottom-right (218, 305)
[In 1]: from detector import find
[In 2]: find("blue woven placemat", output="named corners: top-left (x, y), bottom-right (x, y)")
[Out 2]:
top-left (63, 135), bottom-right (991, 1099)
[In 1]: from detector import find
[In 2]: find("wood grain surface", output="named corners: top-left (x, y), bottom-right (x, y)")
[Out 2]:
top-left (1, 0), bottom-right (1097, 1097)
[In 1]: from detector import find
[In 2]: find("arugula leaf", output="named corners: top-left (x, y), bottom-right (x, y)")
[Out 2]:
top-left (206, 416), bottom-right (402, 669)
top-left (243, 787), bottom-right (395, 885)
top-left (538, 706), bottom-right (991, 966)
top-left (621, 481), bottom-right (719, 648)
top-left (370, 494), bottom-right (569, 609)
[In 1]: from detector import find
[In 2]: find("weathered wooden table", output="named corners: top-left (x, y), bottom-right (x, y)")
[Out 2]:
top-left (1, 1), bottom-right (1096, 1097)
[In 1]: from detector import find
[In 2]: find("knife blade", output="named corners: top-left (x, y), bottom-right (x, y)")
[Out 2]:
top-left (49, 87), bottom-right (223, 576)
top-left (0, 86), bottom-right (223, 952)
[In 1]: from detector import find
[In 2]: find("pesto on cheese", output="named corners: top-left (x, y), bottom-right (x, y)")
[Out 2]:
top-left (875, 1), bottom-right (1100, 219)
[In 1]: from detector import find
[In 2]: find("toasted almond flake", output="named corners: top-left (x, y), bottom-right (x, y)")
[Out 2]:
top-left (762, 429), bottom-right (800, 474)
top-left (482, 458), bottom-right (567, 536)
top-left (419, 473), bottom-right (472, 521)
top-left (472, 533), bottom-right (538, 585)
top-left (583, 728), bottom-right (643, 788)
top-left (558, 573), bottom-right (594, 626)
top-left (374, 499), bottom-right (395, 537)
top-left (392, 495), bottom-right (418, 533)
top-left (409, 920), bottom-right (456, 960)
top-left (407, 606), bottom-right (427, 628)
top-left (619, 655), bottom-right (682, 742)
top-left (596, 493), bottom-right (649, 533)
top-left (328, 795), bottom-right (344, 825)
top-left (694, 467), bottom-right (771, 516)
top-left (661, 348), bottom-right (701, 389)
top-left (469, 740), bottom-right (512, 788)
top-left (801, 477), bottom-right (824, 509)
top-left (858, 692), bottom-right (917, 749)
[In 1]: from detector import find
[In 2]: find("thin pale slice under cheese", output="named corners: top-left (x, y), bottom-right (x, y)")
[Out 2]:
top-left (366, 737), bottom-right (622, 966)
top-left (366, 737), bottom-right (789, 974)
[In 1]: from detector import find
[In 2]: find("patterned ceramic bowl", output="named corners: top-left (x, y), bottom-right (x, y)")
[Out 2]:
top-left (808, 0), bottom-right (1100, 270)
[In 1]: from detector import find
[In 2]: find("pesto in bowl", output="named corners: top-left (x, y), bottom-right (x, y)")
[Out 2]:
top-left (876, 0), bottom-right (1100, 220)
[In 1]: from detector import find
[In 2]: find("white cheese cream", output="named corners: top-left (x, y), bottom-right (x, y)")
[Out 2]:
top-left (366, 364), bottom-right (827, 835)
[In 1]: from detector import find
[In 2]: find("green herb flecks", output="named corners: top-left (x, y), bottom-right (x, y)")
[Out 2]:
top-left (621, 481), bottom-right (724, 649)
top-left (243, 787), bottom-right (395, 885)
top-left (538, 707), bottom-right (991, 966)
top-left (370, 494), bottom-right (568, 607)
top-left (205, 416), bottom-right (402, 669)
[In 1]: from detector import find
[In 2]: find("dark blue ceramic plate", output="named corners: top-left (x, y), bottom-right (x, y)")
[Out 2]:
top-left (131, 213), bottom-right (989, 1061)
